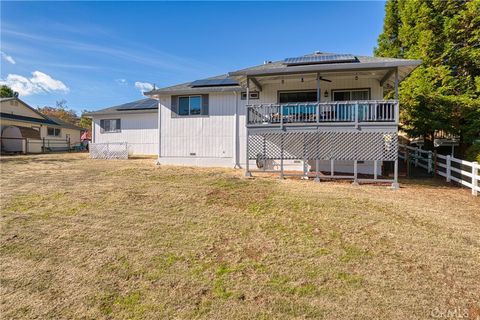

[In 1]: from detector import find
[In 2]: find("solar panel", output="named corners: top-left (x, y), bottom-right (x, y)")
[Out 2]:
top-left (190, 78), bottom-right (238, 88)
top-left (284, 54), bottom-right (358, 66)
top-left (115, 98), bottom-right (158, 110)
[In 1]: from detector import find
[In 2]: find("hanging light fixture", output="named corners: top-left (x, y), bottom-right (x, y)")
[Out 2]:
top-left (355, 74), bottom-right (359, 81)
top-left (324, 90), bottom-right (329, 98)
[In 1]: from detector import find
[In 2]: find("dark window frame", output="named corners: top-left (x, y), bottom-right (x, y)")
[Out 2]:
top-left (178, 95), bottom-right (202, 116)
top-left (241, 91), bottom-right (260, 100)
top-left (100, 119), bottom-right (121, 133)
top-left (331, 88), bottom-right (371, 101)
top-left (47, 127), bottom-right (61, 137)
top-left (277, 90), bottom-right (319, 103)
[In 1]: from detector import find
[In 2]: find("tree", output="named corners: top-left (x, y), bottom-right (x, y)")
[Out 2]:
top-left (375, 0), bottom-right (480, 154)
top-left (78, 110), bottom-right (92, 130)
top-left (37, 100), bottom-right (79, 126)
top-left (0, 85), bottom-right (15, 98)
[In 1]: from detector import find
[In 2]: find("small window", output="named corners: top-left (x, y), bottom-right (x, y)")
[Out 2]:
top-left (47, 127), bottom-right (61, 136)
top-left (241, 91), bottom-right (260, 100)
top-left (178, 96), bottom-right (202, 116)
top-left (100, 119), bottom-right (121, 133)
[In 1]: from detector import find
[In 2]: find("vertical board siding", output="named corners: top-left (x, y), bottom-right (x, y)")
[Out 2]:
top-left (93, 112), bottom-right (158, 155)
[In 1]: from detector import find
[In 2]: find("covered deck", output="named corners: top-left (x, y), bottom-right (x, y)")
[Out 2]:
top-left (228, 52), bottom-right (421, 187)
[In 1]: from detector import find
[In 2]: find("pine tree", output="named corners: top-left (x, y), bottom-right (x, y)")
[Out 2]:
top-left (376, 0), bottom-right (480, 154)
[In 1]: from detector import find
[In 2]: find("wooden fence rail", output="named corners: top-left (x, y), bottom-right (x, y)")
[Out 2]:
top-left (399, 144), bottom-right (479, 196)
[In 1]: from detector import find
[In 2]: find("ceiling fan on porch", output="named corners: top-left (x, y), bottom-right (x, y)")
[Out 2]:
top-left (318, 76), bottom-right (332, 82)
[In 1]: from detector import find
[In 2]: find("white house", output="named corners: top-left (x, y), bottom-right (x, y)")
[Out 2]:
top-left (89, 52), bottom-right (421, 185)
top-left (89, 99), bottom-right (158, 155)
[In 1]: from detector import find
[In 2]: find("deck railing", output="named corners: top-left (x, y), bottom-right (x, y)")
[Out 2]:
top-left (246, 100), bottom-right (399, 126)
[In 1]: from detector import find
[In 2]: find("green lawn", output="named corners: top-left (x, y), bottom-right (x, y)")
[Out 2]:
top-left (1, 153), bottom-right (479, 319)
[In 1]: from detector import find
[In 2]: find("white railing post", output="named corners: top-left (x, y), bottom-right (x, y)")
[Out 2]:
top-left (446, 155), bottom-right (451, 182)
top-left (354, 103), bottom-right (359, 128)
top-left (472, 162), bottom-right (478, 196)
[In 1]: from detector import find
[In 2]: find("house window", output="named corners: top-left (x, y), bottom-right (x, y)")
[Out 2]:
top-left (241, 91), bottom-right (260, 100)
top-left (278, 91), bottom-right (318, 103)
top-left (47, 127), bottom-right (61, 136)
top-left (178, 96), bottom-right (202, 116)
top-left (332, 89), bottom-right (370, 101)
top-left (100, 119), bottom-right (121, 133)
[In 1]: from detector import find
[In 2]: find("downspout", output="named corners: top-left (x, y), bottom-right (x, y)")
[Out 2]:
top-left (233, 91), bottom-right (240, 168)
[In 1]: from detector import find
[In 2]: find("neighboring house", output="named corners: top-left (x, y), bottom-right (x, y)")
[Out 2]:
top-left (0, 97), bottom-right (83, 153)
top-left (90, 51), bottom-right (421, 185)
top-left (87, 99), bottom-right (158, 155)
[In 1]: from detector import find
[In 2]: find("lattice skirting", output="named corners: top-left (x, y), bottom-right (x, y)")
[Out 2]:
top-left (90, 142), bottom-right (128, 160)
top-left (248, 131), bottom-right (398, 161)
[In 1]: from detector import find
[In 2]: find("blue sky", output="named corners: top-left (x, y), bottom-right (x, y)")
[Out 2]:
top-left (1, 1), bottom-right (386, 113)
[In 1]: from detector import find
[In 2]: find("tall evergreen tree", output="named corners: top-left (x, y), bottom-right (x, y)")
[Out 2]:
top-left (375, 0), bottom-right (480, 154)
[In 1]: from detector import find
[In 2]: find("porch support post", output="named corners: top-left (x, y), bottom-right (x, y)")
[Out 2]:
top-left (314, 132), bottom-right (320, 183)
top-left (374, 160), bottom-right (378, 180)
top-left (313, 74), bottom-right (321, 183)
top-left (245, 77), bottom-right (252, 177)
top-left (330, 159), bottom-right (334, 177)
top-left (280, 133), bottom-right (284, 179)
top-left (302, 133), bottom-right (308, 180)
top-left (352, 160), bottom-right (359, 185)
top-left (394, 67), bottom-right (399, 100)
top-left (391, 160), bottom-right (399, 189)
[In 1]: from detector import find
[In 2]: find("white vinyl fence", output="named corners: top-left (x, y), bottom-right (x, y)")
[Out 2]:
top-left (399, 144), bottom-right (479, 196)
top-left (90, 142), bottom-right (128, 160)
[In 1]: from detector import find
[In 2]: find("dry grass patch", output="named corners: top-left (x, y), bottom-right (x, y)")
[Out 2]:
top-left (1, 153), bottom-right (479, 319)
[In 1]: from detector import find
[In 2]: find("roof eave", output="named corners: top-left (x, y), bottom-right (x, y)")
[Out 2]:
top-left (145, 86), bottom-right (243, 96)
top-left (228, 60), bottom-right (422, 77)
top-left (84, 108), bottom-right (158, 117)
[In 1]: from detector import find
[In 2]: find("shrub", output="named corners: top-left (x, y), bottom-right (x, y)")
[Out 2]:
top-left (465, 143), bottom-right (480, 162)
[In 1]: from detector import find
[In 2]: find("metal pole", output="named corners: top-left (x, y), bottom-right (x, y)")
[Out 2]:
top-left (392, 160), bottom-right (400, 189)
top-left (280, 133), bottom-right (284, 179)
top-left (352, 160), bottom-right (359, 185)
top-left (314, 132), bottom-right (320, 183)
top-left (374, 160), bottom-right (378, 180)
top-left (330, 159), bottom-right (334, 177)
top-left (302, 133), bottom-right (308, 179)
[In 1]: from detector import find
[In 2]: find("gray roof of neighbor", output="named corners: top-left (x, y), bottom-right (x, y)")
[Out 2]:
top-left (87, 98), bottom-right (158, 116)
top-left (44, 115), bottom-right (83, 131)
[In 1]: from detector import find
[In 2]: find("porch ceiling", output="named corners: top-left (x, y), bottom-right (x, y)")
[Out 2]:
top-left (230, 61), bottom-right (421, 90)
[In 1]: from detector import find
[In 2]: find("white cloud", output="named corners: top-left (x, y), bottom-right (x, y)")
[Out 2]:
top-left (1, 51), bottom-right (16, 64)
top-left (135, 81), bottom-right (154, 93)
top-left (115, 78), bottom-right (127, 86)
top-left (0, 71), bottom-right (69, 96)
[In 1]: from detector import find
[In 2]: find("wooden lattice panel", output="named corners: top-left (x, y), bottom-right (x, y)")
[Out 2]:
top-left (90, 142), bottom-right (129, 160)
top-left (248, 131), bottom-right (398, 161)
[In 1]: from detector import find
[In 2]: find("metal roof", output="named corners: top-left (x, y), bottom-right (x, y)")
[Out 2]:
top-left (85, 98), bottom-right (158, 116)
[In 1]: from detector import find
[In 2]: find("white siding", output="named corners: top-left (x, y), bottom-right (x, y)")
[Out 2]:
top-left (158, 76), bottom-right (384, 171)
top-left (93, 112), bottom-right (158, 155)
